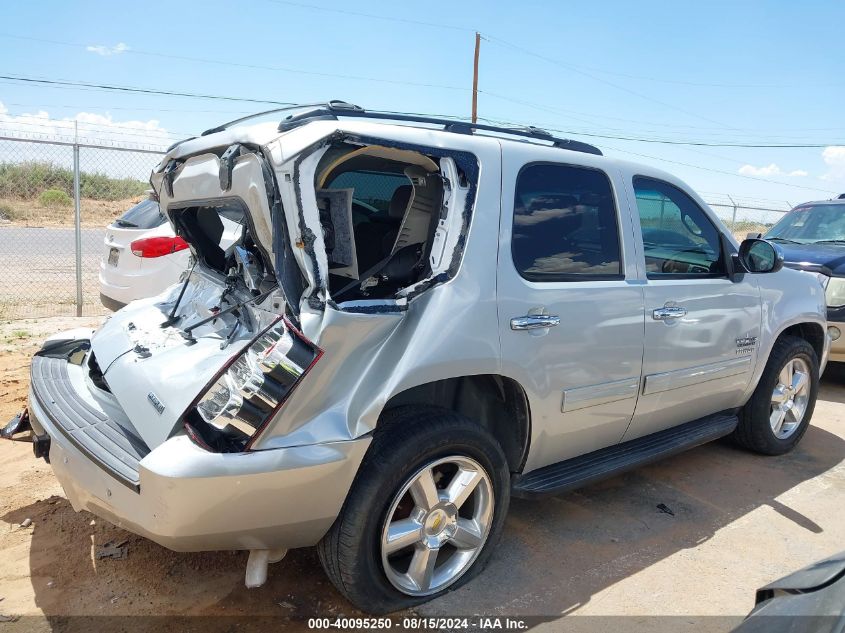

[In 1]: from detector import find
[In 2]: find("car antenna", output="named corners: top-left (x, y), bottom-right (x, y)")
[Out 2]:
top-left (160, 261), bottom-right (197, 328)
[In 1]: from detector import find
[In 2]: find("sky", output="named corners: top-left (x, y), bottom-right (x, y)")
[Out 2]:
top-left (1, 0), bottom-right (843, 214)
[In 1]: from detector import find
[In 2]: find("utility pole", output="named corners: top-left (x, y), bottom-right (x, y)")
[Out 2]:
top-left (472, 32), bottom-right (480, 123)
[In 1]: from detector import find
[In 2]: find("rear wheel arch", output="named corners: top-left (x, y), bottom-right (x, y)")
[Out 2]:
top-left (380, 375), bottom-right (531, 473)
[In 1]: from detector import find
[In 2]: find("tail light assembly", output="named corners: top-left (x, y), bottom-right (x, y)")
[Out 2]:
top-left (130, 236), bottom-right (189, 258)
top-left (182, 317), bottom-right (322, 452)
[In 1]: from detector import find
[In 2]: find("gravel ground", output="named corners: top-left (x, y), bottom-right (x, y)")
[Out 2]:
top-left (1, 316), bottom-right (844, 632)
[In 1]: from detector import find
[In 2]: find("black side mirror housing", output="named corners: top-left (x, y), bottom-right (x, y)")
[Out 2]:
top-left (736, 238), bottom-right (784, 274)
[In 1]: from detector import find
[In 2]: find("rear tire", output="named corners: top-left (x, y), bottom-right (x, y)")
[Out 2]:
top-left (734, 335), bottom-right (818, 455)
top-left (317, 405), bottom-right (510, 614)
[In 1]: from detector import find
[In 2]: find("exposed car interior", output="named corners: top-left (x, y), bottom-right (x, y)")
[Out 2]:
top-left (315, 143), bottom-right (447, 301)
top-left (169, 203), bottom-right (248, 274)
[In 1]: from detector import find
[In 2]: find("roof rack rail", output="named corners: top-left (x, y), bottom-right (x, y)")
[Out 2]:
top-left (200, 102), bottom-right (328, 136)
top-left (276, 101), bottom-right (603, 156)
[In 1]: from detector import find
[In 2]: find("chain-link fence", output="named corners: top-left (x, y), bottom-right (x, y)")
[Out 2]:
top-left (0, 135), bottom-right (794, 320)
top-left (0, 136), bottom-right (164, 319)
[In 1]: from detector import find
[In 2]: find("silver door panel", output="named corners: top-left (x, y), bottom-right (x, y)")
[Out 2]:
top-left (562, 377), bottom-right (640, 412)
top-left (642, 356), bottom-right (752, 395)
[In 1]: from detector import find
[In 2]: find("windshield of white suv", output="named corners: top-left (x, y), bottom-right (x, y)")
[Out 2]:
top-left (766, 204), bottom-right (845, 243)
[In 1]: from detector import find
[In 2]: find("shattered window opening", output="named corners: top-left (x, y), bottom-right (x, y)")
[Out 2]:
top-left (314, 143), bottom-right (450, 302)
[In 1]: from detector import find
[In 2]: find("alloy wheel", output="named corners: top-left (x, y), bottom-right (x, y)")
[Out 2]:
top-left (770, 357), bottom-right (811, 439)
top-left (380, 455), bottom-right (494, 596)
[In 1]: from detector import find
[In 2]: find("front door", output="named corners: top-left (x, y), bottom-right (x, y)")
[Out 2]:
top-left (622, 176), bottom-right (761, 441)
top-left (497, 146), bottom-right (645, 472)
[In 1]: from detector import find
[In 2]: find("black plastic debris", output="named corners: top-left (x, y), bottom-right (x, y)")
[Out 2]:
top-left (657, 503), bottom-right (675, 517)
top-left (96, 540), bottom-right (129, 560)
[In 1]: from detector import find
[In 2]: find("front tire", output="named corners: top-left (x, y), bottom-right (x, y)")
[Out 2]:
top-left (735, 335), bottom-right (819, 455)
top-left (317, 406), bottom-right (510, 614)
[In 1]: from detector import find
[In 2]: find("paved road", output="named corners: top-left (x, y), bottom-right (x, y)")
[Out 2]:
top-left (0, 226), bottom-right (105, 257)
top-left (0, 226), bottom-right (106, 318)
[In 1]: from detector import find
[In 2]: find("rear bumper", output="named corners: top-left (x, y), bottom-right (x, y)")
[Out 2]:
top-left (99, 292), bottom-right (126, 312)
top-left (27, 346), bottom-right (370, 552)
top-left (98, 255), bottom-right (184, 307)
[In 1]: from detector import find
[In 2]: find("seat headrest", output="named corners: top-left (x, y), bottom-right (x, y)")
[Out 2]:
top-left (388, 185), bottom-right (413, 220)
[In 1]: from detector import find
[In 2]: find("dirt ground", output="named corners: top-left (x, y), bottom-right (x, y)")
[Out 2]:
top-left (1, 317), bottom-right (844, 632)
top-left (0, 197), bottom-right (143, 228)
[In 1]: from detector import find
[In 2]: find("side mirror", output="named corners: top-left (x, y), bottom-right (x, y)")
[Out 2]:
top-left (737, 238), bottom-right (784, 274)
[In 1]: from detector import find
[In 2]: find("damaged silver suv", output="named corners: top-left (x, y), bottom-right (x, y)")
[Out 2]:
top-left (3, 102), bottom-right (830, 613)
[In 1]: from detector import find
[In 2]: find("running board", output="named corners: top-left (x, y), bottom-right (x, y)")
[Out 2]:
top-left (511, 413), bottom-right (738, 499)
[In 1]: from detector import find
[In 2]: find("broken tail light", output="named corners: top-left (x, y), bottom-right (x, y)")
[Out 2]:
top-left (130, 236), bottom-right (189, 258)
top-left (182, 317), bottom-right (321, 452)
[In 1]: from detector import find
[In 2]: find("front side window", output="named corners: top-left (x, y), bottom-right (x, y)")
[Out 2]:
top-left (512, 164), bottom-right (622, 281)
top-left (633, 177), bottom-right (725, 278)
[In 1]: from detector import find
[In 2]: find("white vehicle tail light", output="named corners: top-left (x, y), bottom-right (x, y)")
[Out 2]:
top-left (130, 236), bottom-right (190, 258)
top-left (181, 317), bottom-right (321, 452)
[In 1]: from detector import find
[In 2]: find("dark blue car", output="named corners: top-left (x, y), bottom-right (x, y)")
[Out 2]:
top-left (762, 194), bottom-right (845, 362)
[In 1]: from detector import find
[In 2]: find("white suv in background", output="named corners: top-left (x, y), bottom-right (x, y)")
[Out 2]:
top-left (99, 198), bottom-right (240, 310)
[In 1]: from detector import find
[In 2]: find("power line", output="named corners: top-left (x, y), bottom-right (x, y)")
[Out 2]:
top-left (0, 116), bottom-right (188, 138)
top-left (3, 33), bottom-right (840, 143)
top-left (0, 74), bottom-right (298, 106)
top-left (263, 0), bottom-right (474, 32)
top-left (483, 35), bottom-right (737, 130)
top-left (600, 143), bottom-right (838, 195)
top-left (1, 101), bottom-right (253, 115)
top-left (258, 1), bottom-right (838, 90)
top-left (0, 33), bottom-right (469, 93)
top-left (4, 75), bottom-right (845, 149)
top-left (469, 102), bottom-right (844, 147)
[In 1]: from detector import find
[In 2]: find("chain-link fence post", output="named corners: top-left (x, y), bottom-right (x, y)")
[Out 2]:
top-left (73, 121), bottom-right (83, 316)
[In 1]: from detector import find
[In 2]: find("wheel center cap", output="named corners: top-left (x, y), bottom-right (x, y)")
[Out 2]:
top-left (423, 505), bottom-right (457, 543)
top-left (425, 509), bottom-right (448, 535)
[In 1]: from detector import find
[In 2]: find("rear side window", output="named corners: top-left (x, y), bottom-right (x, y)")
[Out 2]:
top-left (633, 177), bottom-right (725, 278)
top-left (328, 170), bottom-right (411, 220)
top-left (114, 199), bottom-right (164, 230)
top-left (512, 163), bottom-right (623, 281)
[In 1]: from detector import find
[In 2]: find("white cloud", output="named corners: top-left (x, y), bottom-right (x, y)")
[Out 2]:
top-left (0, 101), bottom-right (173, 149)
top-left (821, 146), bottom-right (845, 182)
top-left (86, 42), bottom-right (129, 56)
top-left (738, 163), bottom-right (808, 178)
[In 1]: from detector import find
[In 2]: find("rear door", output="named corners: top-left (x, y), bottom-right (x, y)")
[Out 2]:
top-left (497, 145), bottom-right (646, 472)
top-left (621, 175), bottom-right (761, 441)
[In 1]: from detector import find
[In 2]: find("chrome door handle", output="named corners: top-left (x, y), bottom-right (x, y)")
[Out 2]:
top-left (511, 315), bottom-right (561, 330)
top-left (652, 306), bottom-right (687, 321)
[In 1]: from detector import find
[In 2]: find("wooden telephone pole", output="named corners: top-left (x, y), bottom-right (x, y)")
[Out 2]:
top-left (471, 32), bottom-right (480, 123)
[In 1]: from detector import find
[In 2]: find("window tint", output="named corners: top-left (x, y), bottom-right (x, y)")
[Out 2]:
top-left (512, 164), bottom-right (622, 281)
top-left (114, 199), bottom-right (164, 230)
top-left (328, 170), bottom-right (411, 220)
top-left (633, 177), bottom-right (725, 277)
